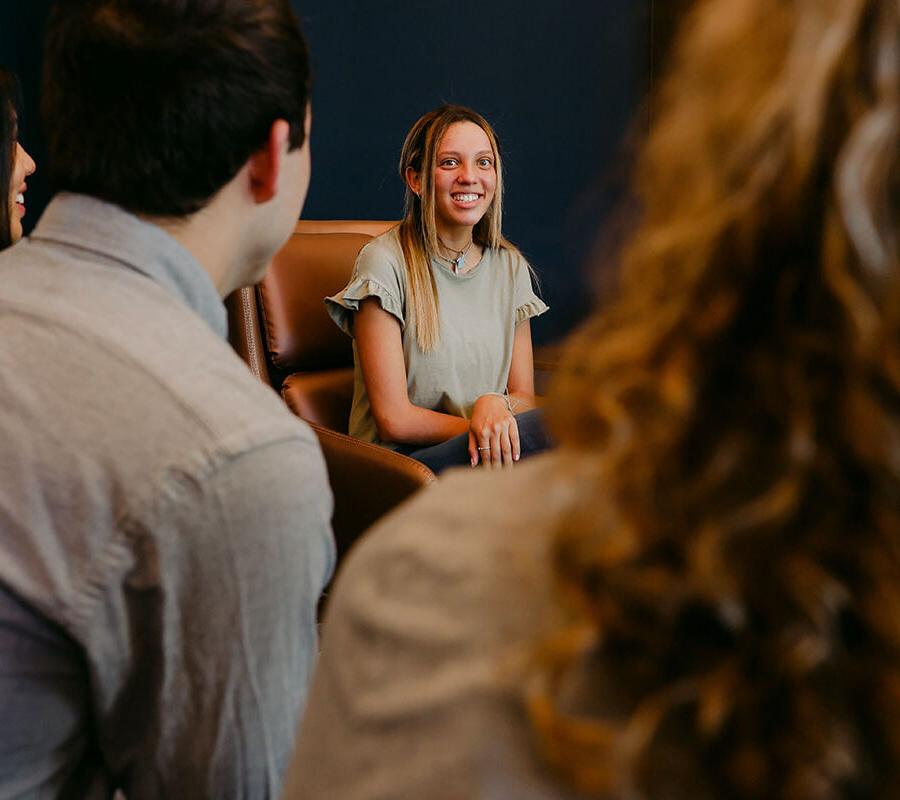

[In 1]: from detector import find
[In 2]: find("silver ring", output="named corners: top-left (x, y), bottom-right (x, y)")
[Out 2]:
top-left (477, 446), bottom-right (491, 451)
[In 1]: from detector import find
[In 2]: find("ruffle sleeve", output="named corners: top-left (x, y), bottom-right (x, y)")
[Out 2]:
top-left (325, 278), bottom-right (405, 336)
top-left (512, 251), bottom-right (550, 324)
top-left (515, 296), bottom-right (549, 324)
top-left (324, 233), bottom-right (408, 337)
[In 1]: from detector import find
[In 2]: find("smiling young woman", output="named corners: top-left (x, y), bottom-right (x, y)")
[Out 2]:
top-left (0, 69), bottom-right (36, 251)
top-left (326, 105), bottom-right (552, 474)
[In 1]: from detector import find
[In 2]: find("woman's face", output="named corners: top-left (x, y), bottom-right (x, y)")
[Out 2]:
top-left (9, 140), bottom-right (36, 244)
top-left (426, 121), bottom-right (497, 237)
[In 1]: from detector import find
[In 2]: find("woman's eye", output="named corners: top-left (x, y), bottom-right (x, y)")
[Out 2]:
top-left (478, 158), bottom-right (493, 168)
top-left (440, 158), bottom-right (459, 168)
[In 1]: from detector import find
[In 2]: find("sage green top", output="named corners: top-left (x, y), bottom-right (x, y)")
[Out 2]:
top-left (326, 227), bottom-right (549, 446)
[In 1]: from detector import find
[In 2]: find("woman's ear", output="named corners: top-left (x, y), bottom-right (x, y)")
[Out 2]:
top-left (405, 166), bottom-right (422, 197)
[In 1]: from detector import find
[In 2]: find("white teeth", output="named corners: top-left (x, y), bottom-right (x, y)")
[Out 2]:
top-left (453, 193), bottom-right (478, 202)
top-left (15, 193), bottom-right (24, 204)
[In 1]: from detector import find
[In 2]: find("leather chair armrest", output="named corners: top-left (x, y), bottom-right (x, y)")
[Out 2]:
top-left (282, 370), bottom-right (354, 432)
top-left (308, 422), bottom-right (435, 558)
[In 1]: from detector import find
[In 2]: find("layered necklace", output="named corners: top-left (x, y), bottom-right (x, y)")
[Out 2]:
top-left (436, 238), bottom-right (474, 274)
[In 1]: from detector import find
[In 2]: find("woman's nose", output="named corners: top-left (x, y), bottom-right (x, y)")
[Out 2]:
top-left (18, 144), bottom-right (36, 177)
top-left (456, 164), bottom-right (475, 183)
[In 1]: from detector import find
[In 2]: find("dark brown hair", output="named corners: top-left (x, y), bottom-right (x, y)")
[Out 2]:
top-left (0, 68), bottom-right (19, 251)
top-left (533, 0), bottom-right (900, 796)
top-left (43, 0), bottom-right (311, 217)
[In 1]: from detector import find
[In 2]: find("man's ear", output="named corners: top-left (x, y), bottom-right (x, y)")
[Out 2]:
top-left (405, 166), bottom-right (422, 196)
top-left (247, 119), bottom-right (291, 204)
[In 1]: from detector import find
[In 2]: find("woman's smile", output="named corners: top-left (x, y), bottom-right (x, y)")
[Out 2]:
top-left (8, 142), bottom-right (36, 243)
top-left (450, 191), bottom-right (483, 207)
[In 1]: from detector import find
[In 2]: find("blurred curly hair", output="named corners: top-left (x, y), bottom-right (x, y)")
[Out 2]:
top-left (531, 0), bottom-right (900, 796)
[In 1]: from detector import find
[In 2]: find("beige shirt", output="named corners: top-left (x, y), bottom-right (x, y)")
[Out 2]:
top-left (283, 454), bottom-right (585, 799)
top-left (326, 228), bottom-right (548, 446)
top-left (284, 452), bottom-right (713, 799)
top-left (0, 194), bottom-right (335, 798)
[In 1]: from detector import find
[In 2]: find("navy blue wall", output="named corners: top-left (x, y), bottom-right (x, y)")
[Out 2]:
top-left (2, 1), bottom-right (649, 344)
top-left (0, 0), bottom-right (52, 243)
top-left (292, 1), bottom-right (645, 343)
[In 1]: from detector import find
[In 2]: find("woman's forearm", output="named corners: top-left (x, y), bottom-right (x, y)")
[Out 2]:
top-left (374, 402), bottom-right (469, 446)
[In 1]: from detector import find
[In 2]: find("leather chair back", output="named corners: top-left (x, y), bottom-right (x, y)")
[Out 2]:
top-left (258, 221), bottom-right (396, 431)
top-left (260, 231), bottom-right (363, 377)
top-left (259, 231), bottom-right (370, 430)
top-left (224, 220), bottom-right (432, 560)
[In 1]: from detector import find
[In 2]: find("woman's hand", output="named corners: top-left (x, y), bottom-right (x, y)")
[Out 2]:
top-left (468, 394), bottom-right (520, 468)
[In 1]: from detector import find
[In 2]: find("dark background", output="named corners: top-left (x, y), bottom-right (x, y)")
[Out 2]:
top-left (0, 0), bottom-right (687, 345)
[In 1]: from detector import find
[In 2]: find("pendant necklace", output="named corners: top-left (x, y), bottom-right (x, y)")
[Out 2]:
top-left (437, 238), bottom-right (473, 274)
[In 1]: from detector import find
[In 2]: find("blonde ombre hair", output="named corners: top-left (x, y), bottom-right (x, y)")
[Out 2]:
top-left (397, 105), bottom-right (511, 352)
top-left (531, 0), bottom-right (900, 796)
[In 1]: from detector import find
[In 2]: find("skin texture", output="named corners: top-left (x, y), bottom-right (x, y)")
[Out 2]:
top-left (152, 108), bottom-right (312, 297)
top-left (356, 120), bottom-right (536, 468)
top-left (9, 142), bottom-right (36, 244)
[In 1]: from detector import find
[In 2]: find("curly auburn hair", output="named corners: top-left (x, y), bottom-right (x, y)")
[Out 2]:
top-left (532, 0), bottom-right (899, 796)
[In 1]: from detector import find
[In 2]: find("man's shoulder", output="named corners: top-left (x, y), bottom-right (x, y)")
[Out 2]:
top-left (0, 239), bottom-right (327, 633)
top-left (0, 236), bottom-right (317, 512)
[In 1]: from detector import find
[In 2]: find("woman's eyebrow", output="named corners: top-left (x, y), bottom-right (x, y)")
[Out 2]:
top-left (437, 150), bottom-right (494, 158)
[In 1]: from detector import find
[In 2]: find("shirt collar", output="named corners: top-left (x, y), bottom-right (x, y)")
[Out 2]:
top-left (30, 192), bottom-right (228, 338)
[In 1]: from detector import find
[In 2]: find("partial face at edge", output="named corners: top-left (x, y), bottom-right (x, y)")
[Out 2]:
top-left (9, 140), bottom-right (36, 244)
top-left (430, 120), bottom-right (497, 238)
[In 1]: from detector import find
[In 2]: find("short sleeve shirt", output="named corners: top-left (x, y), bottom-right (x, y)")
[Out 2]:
top-left (326, 228), bottom-right (548, 446)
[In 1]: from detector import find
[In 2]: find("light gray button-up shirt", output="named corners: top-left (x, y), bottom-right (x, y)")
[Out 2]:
top-left (0, 193), bottom-right (335, 799)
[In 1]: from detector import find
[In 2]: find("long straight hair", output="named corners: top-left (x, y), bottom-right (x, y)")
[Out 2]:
top-left (397, 105), bottom-right (510, 352)
top-left (0, 69), bottom-right (19, 252)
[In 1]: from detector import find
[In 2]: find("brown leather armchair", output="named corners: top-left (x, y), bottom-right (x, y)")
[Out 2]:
top-left (226, 220), bottom-right (435, 558)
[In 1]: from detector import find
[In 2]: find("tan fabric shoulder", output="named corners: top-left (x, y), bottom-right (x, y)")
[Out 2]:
top-left (285, 454), bottom-right (588, 800)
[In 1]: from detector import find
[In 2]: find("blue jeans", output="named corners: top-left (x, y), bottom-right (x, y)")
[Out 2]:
top-left (395, 408), bottom-right (552, 475)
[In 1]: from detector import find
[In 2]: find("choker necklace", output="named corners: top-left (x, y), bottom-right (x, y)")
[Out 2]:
top-left (437, 238), bottom-right (473, 274)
